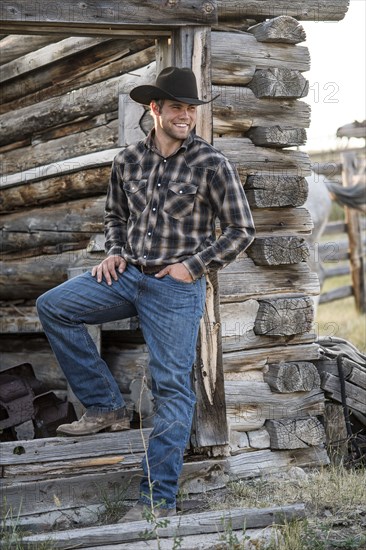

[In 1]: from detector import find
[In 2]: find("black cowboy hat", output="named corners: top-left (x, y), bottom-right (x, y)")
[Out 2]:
top-left (129, 66), bottom-right (213, 106)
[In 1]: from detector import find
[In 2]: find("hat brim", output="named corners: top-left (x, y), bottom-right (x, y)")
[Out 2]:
top-left (130, 85), bottom-right (211, 106)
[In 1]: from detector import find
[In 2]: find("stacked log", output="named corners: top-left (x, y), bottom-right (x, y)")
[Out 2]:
top-left (0, 3), bottom-right (355, 527)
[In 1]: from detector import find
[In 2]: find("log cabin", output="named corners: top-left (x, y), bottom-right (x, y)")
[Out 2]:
top-left (0, 0), bottom-right (351, 532)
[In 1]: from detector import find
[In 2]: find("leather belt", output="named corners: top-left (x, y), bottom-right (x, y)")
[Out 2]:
top-left (134, 264), bottom-right (168, 275)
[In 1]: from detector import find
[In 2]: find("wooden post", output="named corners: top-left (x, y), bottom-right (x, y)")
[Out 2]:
top-left (171, 26), bottom-right (228, 450)
top-left (341, 152), bottom-right (366, 313)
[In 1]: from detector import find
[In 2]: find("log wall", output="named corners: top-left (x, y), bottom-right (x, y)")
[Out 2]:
top-left (1, 4), bottom-right (350, 519)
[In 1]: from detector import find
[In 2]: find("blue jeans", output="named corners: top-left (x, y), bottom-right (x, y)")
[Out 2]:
top-left (36, 264), bottom-right (206, 508)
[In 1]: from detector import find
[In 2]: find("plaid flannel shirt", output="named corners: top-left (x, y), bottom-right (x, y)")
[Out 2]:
top-left (105, 130), bottom-right (255, 280)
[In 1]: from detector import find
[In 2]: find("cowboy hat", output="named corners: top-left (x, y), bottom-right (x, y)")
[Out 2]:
top-left (129, 66), bottom-right (213, 106)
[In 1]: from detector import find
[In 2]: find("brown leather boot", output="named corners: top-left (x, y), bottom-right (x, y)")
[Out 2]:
top-left (118, 502), bottom-right (177, 523)
top-left (56, 407), bottom-right (130, 436)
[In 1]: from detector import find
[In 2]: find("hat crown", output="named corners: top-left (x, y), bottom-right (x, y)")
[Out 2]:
top-left (155, 67), bottom-right (199, 101)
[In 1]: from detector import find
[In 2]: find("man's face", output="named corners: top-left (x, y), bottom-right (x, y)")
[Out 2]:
top-left (153, 100), bottom-right (197, 141)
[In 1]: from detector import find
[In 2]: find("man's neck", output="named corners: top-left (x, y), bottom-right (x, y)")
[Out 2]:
top-left (153, 134), bottom-right (183, 158)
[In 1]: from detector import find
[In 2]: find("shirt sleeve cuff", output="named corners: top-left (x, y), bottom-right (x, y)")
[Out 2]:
top-left (107, 245), bottom-right (124, 257)
top-left (182, 255), bottom-right (207, 280)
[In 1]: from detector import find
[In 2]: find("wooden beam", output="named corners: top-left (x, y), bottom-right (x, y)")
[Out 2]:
top-left (0, 1), bottom-right (218, 31)
top-left (216, 1), bottom-right (350, 22)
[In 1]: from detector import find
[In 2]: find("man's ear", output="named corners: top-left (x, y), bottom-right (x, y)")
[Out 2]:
top-left (150, 101), bottom-right (161, 116)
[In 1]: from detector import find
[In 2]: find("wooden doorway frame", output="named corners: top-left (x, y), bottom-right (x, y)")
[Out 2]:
top-left (0, 1), bottom-right (228, 451)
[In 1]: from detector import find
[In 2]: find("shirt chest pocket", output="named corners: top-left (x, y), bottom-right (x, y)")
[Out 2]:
top-left (164, 181), bottom-right (198, 220)
top-left (123, 179), bottom-right (147, 214)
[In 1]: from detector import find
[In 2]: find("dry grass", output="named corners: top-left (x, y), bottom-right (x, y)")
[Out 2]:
top-left (317, 273), bottom-right (366, 353)
top-left (209, 464), bottom-right (366, 549)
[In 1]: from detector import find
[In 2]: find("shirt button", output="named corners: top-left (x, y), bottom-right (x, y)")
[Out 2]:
top-left (143, 255), bottom-right (147, 259)
top-left (179, 190), bottom-right (183, 194)
top-left (157, 183), bottom-right (161, 187)
top-left (152, 208), bottom-right (156, 212)
top-left (163, 159), bottom-right (167, 163)
top-left (148, 232), bottom-right (151, 236)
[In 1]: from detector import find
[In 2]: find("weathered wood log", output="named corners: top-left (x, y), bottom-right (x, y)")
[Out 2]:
top-left (0, 36), bottom-right (108, 83)
top-left (265, 417), bottom-right (326, 449)
top-left (0, 34), bottom-right (64, 64)
top-left (1, 118), bottom-right (119, 176)
top-left (220, 299), bottom-right (315, 350)
top-left (247, 16), bottom-right (306, 44)
top-left (0, 64), bottom-right (156, 146)
top-left (0, 166), bottom-right (110, 213)
top-left (1, 148), bottom-right (119, 189)
top-left (224, 342), bottom-right (320, 373)
top-left (264, 362), bottom-right (321, 392)
top-left (247, 126), bottom-right (307, 148)
top-left (226, 385), bottom-right (324, 431)
top-left (247, 236), bottom-right (309, 265)
top-left (0, 253), bottom-right (319, 301)
top-left (247, 68), bottom-right (309, 98)
top-left (0, 249), bottom-right (99, 300)
top-left (216, 1), bottom-right (350, 22)
top-left (213, 89), bottom-right (311, 133)
top-left (0, 197), bottom-right (105, 257)
top-left (215, 138), bottom-right (311, 177)
top-left (245, 175), bottom-right (309, 207)
top-left (225, 380), bottom-right (323, 409)
top-left (0, 40), bottom-right (155, 113)
top-left (12, 505), bottom-right (306, 548)
top-left (0, 1), bottom-right (218, 31)
top-left (211, 31), bottom-right (310, 87)
top-left (254, 296), bottom-right (314, 336)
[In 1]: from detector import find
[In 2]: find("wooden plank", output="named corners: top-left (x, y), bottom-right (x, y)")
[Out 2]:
top-left (319, 285), bottom-right (353, 304)
top-left (320, 372), bottom-right (366, 414)
top-left (193, 272), bottom-right (228, 448)
top-left (0, 1), bottom-right (218, 30)
top-left (13, 505), bottom-right (306, 548)
top-left (0, 430), bottom-right (152, 466)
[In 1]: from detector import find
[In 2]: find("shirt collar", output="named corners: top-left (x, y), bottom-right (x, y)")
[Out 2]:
top-left (144, 129), bottom-right (194, 156)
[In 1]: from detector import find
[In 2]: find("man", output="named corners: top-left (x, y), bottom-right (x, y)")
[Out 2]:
top-left (36, 66), bottom-right (255, 522)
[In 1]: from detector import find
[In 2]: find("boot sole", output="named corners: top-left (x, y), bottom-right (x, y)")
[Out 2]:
top-left (56, 421), bottom-right (130, 436)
